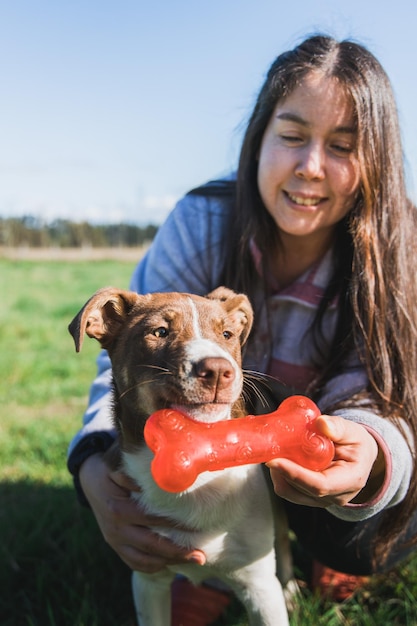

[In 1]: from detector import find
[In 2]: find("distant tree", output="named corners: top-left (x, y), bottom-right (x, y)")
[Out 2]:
top-left (0, 216), bottom-right (158, 248)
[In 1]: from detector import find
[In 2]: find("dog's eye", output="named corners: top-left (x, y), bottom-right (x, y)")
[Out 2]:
top-left (222, 330), bottom-right (233, 340)
top-left (153, 327), bottom-right (169, 338)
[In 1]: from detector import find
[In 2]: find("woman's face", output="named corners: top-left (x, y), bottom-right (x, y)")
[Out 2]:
top-left (257, 71), bottom-right (361, 249)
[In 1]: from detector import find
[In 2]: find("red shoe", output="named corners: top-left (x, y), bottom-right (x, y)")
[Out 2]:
top-left (311, 560), bottom-right (369, 602)
top-left (171, 578), bottom-right (232, 626)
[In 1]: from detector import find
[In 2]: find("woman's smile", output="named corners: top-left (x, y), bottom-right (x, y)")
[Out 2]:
top-left (284, 190), bottom-right (328, 208)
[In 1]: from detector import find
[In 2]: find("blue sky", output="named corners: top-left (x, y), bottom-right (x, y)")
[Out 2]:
top-left (1, 0), bottom-right (416, 225)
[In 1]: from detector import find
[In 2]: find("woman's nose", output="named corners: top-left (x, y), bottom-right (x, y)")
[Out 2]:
top-left (295, 143), bottom-right (325, 180)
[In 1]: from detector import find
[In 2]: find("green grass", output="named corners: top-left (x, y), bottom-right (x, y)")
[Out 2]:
top-left (1, 256), bottom-right (417, 625)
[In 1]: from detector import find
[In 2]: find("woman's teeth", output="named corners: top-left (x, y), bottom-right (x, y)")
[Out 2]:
top-left (287, 193), bottom-right (321, 206)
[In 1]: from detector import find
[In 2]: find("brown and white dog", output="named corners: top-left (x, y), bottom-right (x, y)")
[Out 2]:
top-left (69, 286), bottom-right (291, 626)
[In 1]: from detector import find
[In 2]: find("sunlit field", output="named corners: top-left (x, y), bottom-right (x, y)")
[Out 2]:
top-left (2, 255), bottom-right (417, 625)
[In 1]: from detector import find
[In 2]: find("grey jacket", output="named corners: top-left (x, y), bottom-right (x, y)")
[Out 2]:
top-left (68, 179), bottom-right (412, 520)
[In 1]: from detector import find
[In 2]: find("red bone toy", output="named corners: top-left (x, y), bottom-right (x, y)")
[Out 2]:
top-left (144, 395), bottom-right (334, 492)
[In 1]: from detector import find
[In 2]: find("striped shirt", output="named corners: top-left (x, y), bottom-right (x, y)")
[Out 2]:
top-left (247, 237), bottom-right (338, 392)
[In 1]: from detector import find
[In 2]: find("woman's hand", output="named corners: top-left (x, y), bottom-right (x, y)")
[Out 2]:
top-left (267, 415), bottom-right (383, 508)
top-left (79, 452), bottom-right (206, 573)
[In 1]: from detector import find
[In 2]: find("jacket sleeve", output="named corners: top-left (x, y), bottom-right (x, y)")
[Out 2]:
top-left (67, 349), bottom-right (115, 460)
top-left (314, 353), bottom-right (413, 521)
top-left (66, 349), bottom-right (116, 503)
top-left (130, 185), bottom-right (230, 295)
top-left (326, 407), bottom-right (413, 521)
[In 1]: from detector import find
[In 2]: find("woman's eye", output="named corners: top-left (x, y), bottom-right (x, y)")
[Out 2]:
top-left (153, 327), bottom-right (169, 338)
top-left (280, 134), bottom-right (303, 144)
top-left (330, 142), bottom-right (354, 155)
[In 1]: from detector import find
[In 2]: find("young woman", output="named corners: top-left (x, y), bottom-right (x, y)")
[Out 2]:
top-left (68, 35), bottom-right (417, 622)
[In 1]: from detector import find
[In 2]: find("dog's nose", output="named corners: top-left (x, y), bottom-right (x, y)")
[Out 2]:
top-left (194, 357), bottom-right (235, 389)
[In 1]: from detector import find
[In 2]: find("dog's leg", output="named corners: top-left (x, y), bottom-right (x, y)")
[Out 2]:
top-left (273, 497), bottom-right (293, 586)
top-left (225, 553), bottom-right (290, 626)
top-left (272, 492), bottom-right (301, 611)
top-left (261, 466), bottom-right (300, 610)
top-left (131, 570), bottom-right (174, 626)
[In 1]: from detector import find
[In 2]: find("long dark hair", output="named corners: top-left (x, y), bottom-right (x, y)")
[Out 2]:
top-left (221, 34), bottom-right (417, 564)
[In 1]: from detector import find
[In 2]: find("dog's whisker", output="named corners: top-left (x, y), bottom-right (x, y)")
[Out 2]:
top-left (242, 377), bottom-right (270, 408)
top-left (242, 370), bottom-right (288, 409)
top-left (243, 369), bottom-right (282, 385)
top-left (242, 386), bottom-right (269, 409)
top-left (118, 372), bottom-right (172, 400)
top-left (138, 365), bottom-right (172, 374)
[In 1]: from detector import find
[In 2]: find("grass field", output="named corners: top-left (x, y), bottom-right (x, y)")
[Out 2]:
top-left (2, 255), bottom-right (417, 625)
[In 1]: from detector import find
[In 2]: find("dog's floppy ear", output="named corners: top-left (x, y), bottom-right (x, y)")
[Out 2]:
top-left (68, 287), bottom-right (139, 352)
top-left (206, 286), bottom-right (254, 345)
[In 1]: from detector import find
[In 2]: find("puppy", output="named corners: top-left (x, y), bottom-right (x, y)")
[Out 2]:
top-left (69, 286), bottom-right (290, 626)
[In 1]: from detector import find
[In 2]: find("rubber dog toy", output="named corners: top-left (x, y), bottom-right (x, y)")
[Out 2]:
top-left (144, 395), bottom-right (334, 492)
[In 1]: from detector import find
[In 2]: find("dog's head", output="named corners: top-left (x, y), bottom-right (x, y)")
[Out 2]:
top-left (69, 287), bottom-right (253, 446)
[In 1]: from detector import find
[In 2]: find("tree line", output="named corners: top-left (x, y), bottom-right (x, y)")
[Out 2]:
top-left (0, 216), bottom-right (158, 248)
